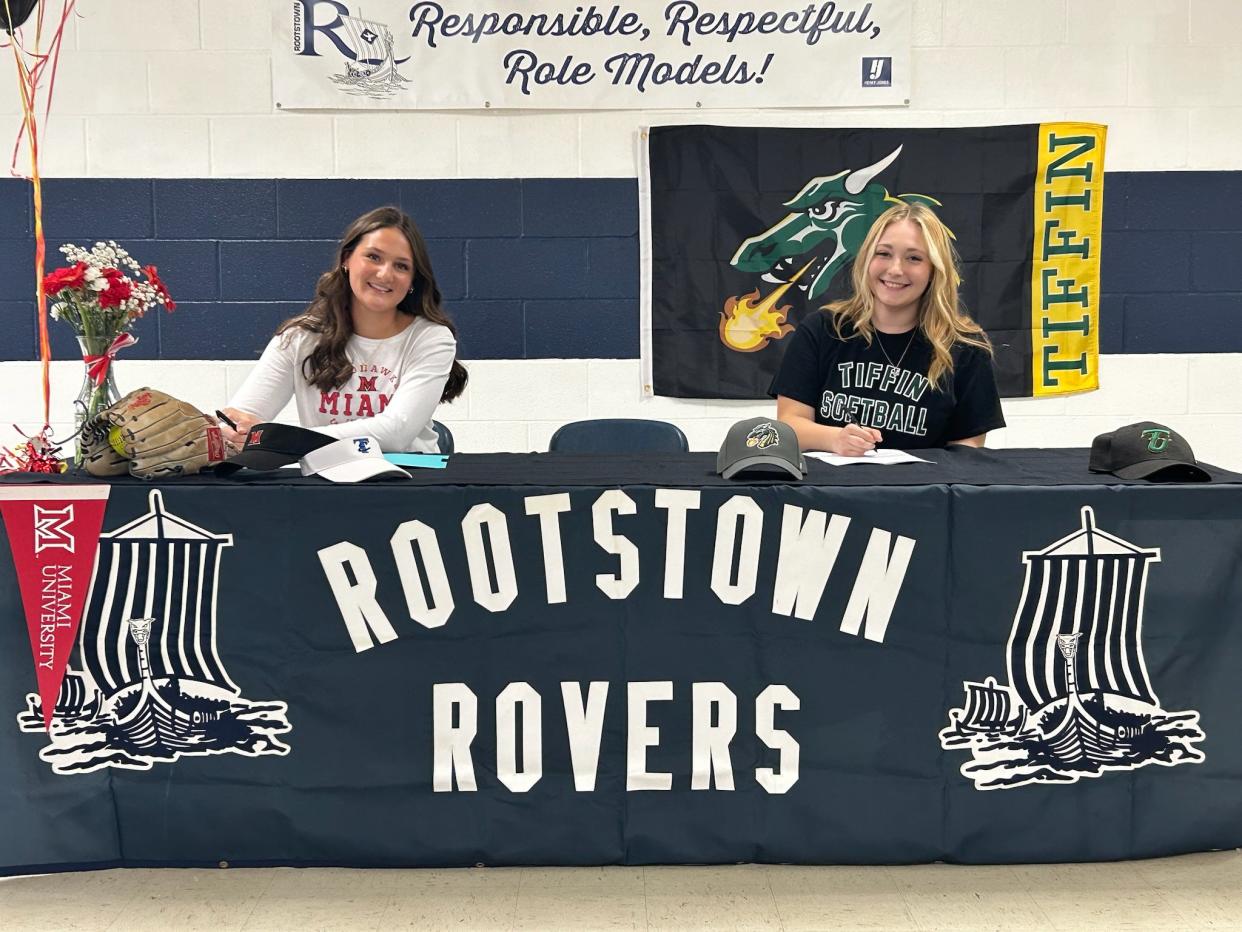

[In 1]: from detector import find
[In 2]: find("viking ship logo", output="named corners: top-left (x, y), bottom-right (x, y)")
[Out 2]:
top-left (16, 491), bottom-right (291, 774)
top-left (327, 13), bottom-right (411, 100)
top-left (940, 506), bottom-right (1205, 790)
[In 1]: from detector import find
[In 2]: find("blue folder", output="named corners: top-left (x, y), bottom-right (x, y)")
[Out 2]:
top-left (382, 453), bottom-right (450, 469)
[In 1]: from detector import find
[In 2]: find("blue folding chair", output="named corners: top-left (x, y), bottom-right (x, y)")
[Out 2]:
top-left (548, 419), bottom-right (688, 453)
top-left (432, 420), bottom-right (455, 455)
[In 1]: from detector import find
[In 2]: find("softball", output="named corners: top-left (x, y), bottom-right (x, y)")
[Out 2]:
top-left (108, 425), bottom-right (127, 457)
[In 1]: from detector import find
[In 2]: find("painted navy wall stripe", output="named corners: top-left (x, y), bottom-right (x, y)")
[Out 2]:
top-left (0, 172), bottom-right (1238, 362)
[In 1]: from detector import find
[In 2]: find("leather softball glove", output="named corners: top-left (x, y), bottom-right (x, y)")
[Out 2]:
top-left (102, 388), bottom-right (227, 479)
top-left (79, 412), bottom-right (131, 477)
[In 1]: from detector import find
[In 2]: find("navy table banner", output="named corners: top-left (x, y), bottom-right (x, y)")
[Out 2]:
top-left (2, 449), bottom-right (1241, 874)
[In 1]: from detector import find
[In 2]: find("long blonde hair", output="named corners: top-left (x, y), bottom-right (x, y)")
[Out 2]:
top-left (827, 202), bottom-right (991, 389)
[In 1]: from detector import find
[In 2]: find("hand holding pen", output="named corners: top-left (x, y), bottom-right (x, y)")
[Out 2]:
top-left (215, 407), bottom-right (257, 449)
top-left (837, 409), bottom-right (883, 457)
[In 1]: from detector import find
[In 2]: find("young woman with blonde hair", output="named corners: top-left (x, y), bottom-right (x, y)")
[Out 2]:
top-left (771, 202), bottom-right (1004, 455)
top-left (220, 206), bottom-right (467, 453)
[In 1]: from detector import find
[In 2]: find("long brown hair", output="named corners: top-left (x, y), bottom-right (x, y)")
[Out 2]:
top-left (827, 202), bottom-right (991, 389)
top-left (278, 206), bottom-right (467, 401)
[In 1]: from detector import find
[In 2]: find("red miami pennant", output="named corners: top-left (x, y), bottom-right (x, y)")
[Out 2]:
top-left (0, 486), bottom-right (110, 730)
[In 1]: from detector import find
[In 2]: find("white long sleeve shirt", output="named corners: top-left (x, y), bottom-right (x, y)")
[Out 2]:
top-left (228, 318), bottom-right (456, 453)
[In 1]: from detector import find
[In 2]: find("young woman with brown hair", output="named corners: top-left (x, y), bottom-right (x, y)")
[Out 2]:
top-left (771, 202), bottom-right (1004, 455)
top-left (220, 206), bottom-right (467, 453)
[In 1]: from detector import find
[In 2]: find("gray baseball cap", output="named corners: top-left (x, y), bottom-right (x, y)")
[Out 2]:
top-left (717, 417), bottom-right (806, 480)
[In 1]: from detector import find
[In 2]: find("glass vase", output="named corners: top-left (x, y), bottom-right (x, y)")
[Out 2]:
top-left (74, 334), bottom-right (122, 465)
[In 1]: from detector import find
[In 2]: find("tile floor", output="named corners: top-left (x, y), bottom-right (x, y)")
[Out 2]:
top-left (1, 850), bottom-right (1240, 931)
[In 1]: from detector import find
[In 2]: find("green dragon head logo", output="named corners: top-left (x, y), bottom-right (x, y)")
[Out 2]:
top-left (720, 145), bottom-right (942, 353)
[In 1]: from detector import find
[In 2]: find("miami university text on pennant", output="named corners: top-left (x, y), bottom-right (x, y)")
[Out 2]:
top-left (0, 486), bottom-right (111, 729)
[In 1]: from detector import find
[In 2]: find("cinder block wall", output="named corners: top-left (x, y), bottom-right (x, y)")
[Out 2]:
top-left (1, 0), bottom-right (1240, 467)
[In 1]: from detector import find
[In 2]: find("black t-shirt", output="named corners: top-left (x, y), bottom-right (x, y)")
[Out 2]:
top-left (769, 312), bottom-right (1006, 449)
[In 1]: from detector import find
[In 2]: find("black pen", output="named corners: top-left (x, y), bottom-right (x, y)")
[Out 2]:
top-left (215, 409), bottom-right (237, 430)
top-left (844, 409), bottom-right (878, 449)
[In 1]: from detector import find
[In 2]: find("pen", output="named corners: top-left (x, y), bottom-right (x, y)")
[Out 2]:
top-left (215, 409), bottom-right (237, 430)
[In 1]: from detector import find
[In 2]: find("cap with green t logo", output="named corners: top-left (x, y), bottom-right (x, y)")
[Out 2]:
top-left (1089, 421), bottom-right (1210, 482)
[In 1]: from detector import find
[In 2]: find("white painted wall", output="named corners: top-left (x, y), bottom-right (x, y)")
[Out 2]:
top-left (3, 353), bottom-right (1239, 467)
top-left (3, 0), bottom-right (1241, 469)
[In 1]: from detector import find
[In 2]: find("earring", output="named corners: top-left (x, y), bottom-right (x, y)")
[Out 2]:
top-left (408, 287), bottom-right (414, 294)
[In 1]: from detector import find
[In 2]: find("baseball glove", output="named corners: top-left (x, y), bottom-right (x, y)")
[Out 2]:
top-left (103, 388), bottom-right (227, 479)
top-left (80, 412), bottom-right (130, 477)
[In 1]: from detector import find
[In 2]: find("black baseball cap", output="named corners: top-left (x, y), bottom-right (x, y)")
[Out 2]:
top-left (215, 422), bottom-right (335, 475)
top-left (718, 417), bottom-right (806, 480)
top-left (1089, 421), bottom-right (1210, 482)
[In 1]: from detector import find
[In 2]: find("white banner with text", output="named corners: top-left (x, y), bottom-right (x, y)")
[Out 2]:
top-left (273, 0), bottom-right (911, 110)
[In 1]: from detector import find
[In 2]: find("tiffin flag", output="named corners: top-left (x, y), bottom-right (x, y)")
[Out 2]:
top-left (641, 122), bottom-right (1106, 399)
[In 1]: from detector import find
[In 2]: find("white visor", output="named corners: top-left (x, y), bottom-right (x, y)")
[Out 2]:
top-left (299, 436), bottom-right (410, 483)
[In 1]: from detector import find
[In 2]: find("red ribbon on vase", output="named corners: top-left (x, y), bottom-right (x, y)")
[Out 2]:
top-left (81, 332), bottom-right (137, 387)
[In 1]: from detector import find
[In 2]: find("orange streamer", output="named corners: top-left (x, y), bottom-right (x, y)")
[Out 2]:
top-left (4, 1), bottom-right (76, 429)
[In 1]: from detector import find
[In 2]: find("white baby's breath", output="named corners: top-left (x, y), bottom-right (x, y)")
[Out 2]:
top-left (48, 240), bottom-right (173, 338)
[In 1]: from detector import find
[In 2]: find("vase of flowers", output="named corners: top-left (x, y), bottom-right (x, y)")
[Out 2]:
top-left (43, 241), bottom-right (175, 463)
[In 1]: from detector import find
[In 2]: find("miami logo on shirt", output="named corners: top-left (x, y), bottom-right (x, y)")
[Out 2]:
top-left (319, 365), bottom-right (397, 420)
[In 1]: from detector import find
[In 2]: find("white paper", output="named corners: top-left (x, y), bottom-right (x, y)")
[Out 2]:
top-left (805, 449), bottom-right (932, 467)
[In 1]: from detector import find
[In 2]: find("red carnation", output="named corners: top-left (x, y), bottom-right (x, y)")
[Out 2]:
top-left (143, 264), bottom-right (176, 312)
top-left (43, 261), bottom-right (88, 295)
top-left (98, 270), bottom-right (133, 309)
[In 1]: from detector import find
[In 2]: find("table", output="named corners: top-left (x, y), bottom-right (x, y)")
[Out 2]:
top-left (2, 449), bottom-right (1241, 873)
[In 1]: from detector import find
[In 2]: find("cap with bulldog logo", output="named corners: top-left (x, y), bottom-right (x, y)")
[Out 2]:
top-left (717, 417), bottom-right (806, 480)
